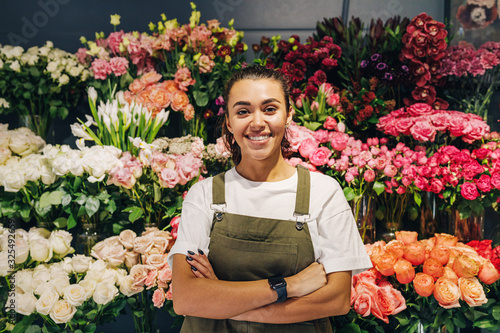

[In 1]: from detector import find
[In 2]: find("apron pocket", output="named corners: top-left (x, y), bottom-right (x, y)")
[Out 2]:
top-left (209, 232), bottom-right (299, 281)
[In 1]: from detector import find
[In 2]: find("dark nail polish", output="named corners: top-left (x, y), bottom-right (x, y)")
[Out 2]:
top-left (187, 250), bottom-right (196, 255)
top-left (198, 249), bottom-right (204, 255)
top-left (186, 255), bottom-right (193, 261)
top-left (191, 266), bottom-right (198, 271)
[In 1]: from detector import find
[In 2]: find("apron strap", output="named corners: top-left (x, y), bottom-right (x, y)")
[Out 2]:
top-left (294, 165), bottom-right (310, 216)
top-left (212, 172), bottom-right (226, 205)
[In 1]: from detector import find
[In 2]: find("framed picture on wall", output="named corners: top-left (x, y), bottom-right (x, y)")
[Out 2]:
top-left (448, 0), bottom-right (500, 46)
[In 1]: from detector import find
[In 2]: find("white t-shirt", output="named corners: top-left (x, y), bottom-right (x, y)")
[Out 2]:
top-left (167, 168), bottom-right (372, 275)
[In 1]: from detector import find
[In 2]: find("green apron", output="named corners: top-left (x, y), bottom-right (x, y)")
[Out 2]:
top-left (180, 166), bottom-right (333, 332)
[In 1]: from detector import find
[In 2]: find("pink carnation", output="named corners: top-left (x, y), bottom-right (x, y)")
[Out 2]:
top-left (174, 67), bottom-right (196, 92)
top-left (91, 58), bottom-right (112, 80)
top-left (110, 57), bottom-right (129, 76)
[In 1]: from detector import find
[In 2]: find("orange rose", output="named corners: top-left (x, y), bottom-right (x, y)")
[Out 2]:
top-left (452, 254), bottom-right (480, 278)
top-left (395, 231), bottom-right (418, 244)
top-left (140, 71), bottom-right (162, 86)
top-left (149, 87), bottom-right (171, 109)
top-left (353, 269), bottom-right (378, 286)
top-left (183, 103), bottom-right (195, 121)
top-left (434, 233), bottom-right (458, 247)
top-left (385, 240), bottom-right (404, 259)
top-left (429, 244), bottom-right (450, 265)
top-left (394, 258), bottom-right (415, 284)
top-left (478, 261), bottom-right (500, 285)
top-left (129, 79), bottom-right (145, 93)
top-left (171, 90), bottom-right (189, 112)
top-left (433, 277), bottom-right (461, 309)
top-left (413, 272), bottom-right (435, 297)
top-left (161, 80), bottom-right (179, 94)
top-left (375, 252), bottom-right (397, 276)
top-left (372, 285), bottom-right (406, 324)
top-left (366, 241), bottom-right (386, 264)
top-left (403, 241), bottom-right (426, 266)
top-left (442, 267), bottom-right (459, 285)
top-left (423, 258), bottom-right (445, 280)
top-left (458, 277), bottom-right (488, 307)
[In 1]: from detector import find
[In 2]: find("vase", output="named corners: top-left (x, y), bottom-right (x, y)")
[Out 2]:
top-left (376, 192), bottom-right (409, 242)
top-left (76, 217), bottom-right (101, 255)
top-left (417, 323), bottom-right (446, 333)
top-left (350, 196), bottom-right (376, 244)
top-left (19, 114), bottom-right (52, 141)
top-left (180, 112), bottom-right (207, 142)
top-left (419, 193), bottom-right (440, 239)
top-left (448, 209), bottom-right (484, 243)
top-left (131, 291), bottom-right (160, 333)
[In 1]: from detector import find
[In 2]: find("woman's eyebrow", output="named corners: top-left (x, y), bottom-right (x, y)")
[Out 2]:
top-left (262, 98), bottom-right (281, 105)
top-left (232, 100), bottom-right (251, 108)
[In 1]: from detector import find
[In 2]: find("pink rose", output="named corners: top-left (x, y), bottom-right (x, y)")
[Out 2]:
top-left (107, 166), bottom-right (136, 189)
top-left (433, 277), bottom-right (461, 309)
top-left (394, 117), bottom-right (414, 135)
top-left (430, 112), bottom-right (451, 131)
top-left (174, 67), bottom-right (196, 91)
top-left (448, 116), bottom-right (470, 137)
top-left (298, 138), bottom-right (319, 159)
top-left (91, 59), bottom-right (112, 80)
top-left (109, 57), bottom-right (129, 76)
top-left (364, 169), bottom-right (376, 182)
top-left (475, 174), bottom-right (492, 192)
top-left (309, 147), bottom-right (332, 166)
top-left (313, 129), bottom-right (330, 143)
top-left (491, 172), bottom-right (500, 190)
top-left (410, 120), bottom-right (437, 142)
top-left (407, 103), bottom-right (434, 116)
top-left (152, 288), bottom-right (165, 308)
top-left (345, 172), bottom-right (355, 183)
top-left (374, 284), bottom-right (407, 321)
top-left (145, 269), bottom-right (158, 289)
top-left (461, 182), bottom-right (480, 200)
top-left (330, 132), bottom-right (349, 151)
top-left (165, 285), bottom-right (173, 300)
top-left (383, 165), bottom-right (398, 177)
top-left (323, 116), bottom-right (337, 130)
top-left (130, 264), bottom-right (154, 287)
top-left (176, 152), bottom-right (203, 185)
top-left (159, 168), bottom-right (180, 188)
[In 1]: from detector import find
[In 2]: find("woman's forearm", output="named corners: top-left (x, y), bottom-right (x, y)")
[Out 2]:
top-left (230, 271), bottom-right (352, 324)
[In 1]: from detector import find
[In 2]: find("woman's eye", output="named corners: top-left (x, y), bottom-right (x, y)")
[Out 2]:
top-left (265, 106), bottom-right (277, 113)
top-left (236, 109), bottom-right (248, 115)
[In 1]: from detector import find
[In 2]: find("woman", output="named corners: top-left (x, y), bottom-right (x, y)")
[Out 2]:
top-left (168, 65), bottom-right (372, 332)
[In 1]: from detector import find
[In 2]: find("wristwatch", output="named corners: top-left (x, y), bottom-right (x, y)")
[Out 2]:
top-left (268, 275), bottom-right (287, 303)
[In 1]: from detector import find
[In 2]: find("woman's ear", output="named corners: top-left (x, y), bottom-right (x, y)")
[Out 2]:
top-left (286, 106), bottom-right (294, 127)
top-left (225, 116), bottom-right (233, 134)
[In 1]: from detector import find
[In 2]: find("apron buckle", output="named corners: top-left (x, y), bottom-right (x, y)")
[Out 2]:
top-left (215, 212), bottom-right (224, 221)
top-left (293, 213), bottom-right (310, 230)
top-left (295, 221), bottom-right (304, 230)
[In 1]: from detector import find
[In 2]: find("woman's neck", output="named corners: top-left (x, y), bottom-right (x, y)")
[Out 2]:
top-left (235, 156), bottom-right (296, 182)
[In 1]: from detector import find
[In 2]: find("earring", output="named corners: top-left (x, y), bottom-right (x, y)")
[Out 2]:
top-left (285, 123), bottom-right (290, 129)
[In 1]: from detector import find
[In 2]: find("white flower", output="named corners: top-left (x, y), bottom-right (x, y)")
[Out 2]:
top-left (49, 300), bottom-right (77, 324)
top-left (15, 237), bottom-right (30, 264)
top-left (50, 275), bottom-right (70, 297)
top-left (39, 46), bottom-right (50, 56)
top-left (15, 291), bottom-right (37, 316)
top-left (58, 74), bottom-right (69, 85)
top-left (46, 61), bottom-right (59, 72)
top-left (118, 275), bottom-right (143, 297)
top-left (79, 278), bottom-right (97, 299)
top-left (69, 66), bottom-right (82, 77)
top-left (35, 287), bottom-right (59, 315)
top-left (0, 59), bottom-right (4, 68)
top-left (32, 264), bottom-right (51, 290)
top-left (28, 226), bottom-right (51, 242)
top-left (70, 122), bottom-right (94, 141)
top-left (92, 281), bottom-right (118, 305)
top-left (63, 284), bottom-right (87, 306)
top-left (0, 252), bottom-right (9, 276)
top-left (30, 237), bottom-right (53, 262)
top-left (9, 60), bottom-right (20, 72)
top-left (1, 168), bottom-right (26, 192)
top-left (16, 270), bottom-right (34, 293)
top-left (88, 87), bottom-right (98, 105)
top-left (10, 46), bottom-right (24, 59)
top-left (0, 147), bottom-right (12, 165)
top-left (9, 128), bottom-right (45, 157)
top-left (49, 230), bottom-right (73, 257)
top-left (0, 98), bottom-right (9, 109)
top-left (70, 254), bottom-right (93, 273)
top-left (51, 70), bottom-right (61, 80)
top-left (45, 41), bottom-right (54, 48)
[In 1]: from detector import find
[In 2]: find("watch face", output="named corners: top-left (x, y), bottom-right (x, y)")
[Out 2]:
top-left (269, 276), bottom-right (286, 288)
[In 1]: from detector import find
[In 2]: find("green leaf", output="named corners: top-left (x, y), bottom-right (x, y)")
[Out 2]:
top-left (12, 315), bottom-right (36, 333)
top-left (373, 181), bottom-right (385, 195)
top-left (126, 206), bottom-right (143, 222)
top-left (413, 192), bottom-right (422, 207)
top-left (154, 183), bottom-right (161, 203)
top-left (26, 325), bottom-right (42, 333)
top-left (29, 66), bottom-right (40, 77)
top-left (85, 196), bottom-right (100, 218)
top-left (193, 90), bottom-right (209, 107)
top-left (53, 217), bottom-right (67, 228)
top-left (23, 82), bottom-right (34, 90)
top-left (67, 214), bottom-right (77, 229)
top-left (305, 122), bottom-right (323, 131)
top-left (493, 304), bottom-right (500, 320)
top-left (47, 191), bottom-right (64, 205)
top-left (407, 206), bottom-right (418, 221)
top-left (453, 311), bottom-right (467, 328)
top-left (83, 323), bottom-right (96, 333)
top-left (343, 187), bottom-right (355, 201)
top-left (61, 193), bottom-right (72, 206)
top-left (337, 323), bottom-right (361, 333)
top-left (39, 192), bottom-right (52, 209)
top-left (474, 317), bottom-right (498, 329)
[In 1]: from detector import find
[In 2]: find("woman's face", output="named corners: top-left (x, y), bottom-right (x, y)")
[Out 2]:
top-left (226, 78), bottom-right (292, 164)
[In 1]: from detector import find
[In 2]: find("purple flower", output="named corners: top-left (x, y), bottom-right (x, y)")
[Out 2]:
top-left (215, 96), bottom-right (225, 106)
top-left (376, 62), bottom-right (388, 71)
top-left (383, 72), bottom-right (394, 81)
top-left (360, 60), bottom-right (369, 68)
top-left (401, 65), bottom-right (409, 73)
top-left (371, 53), bottom-right (381, 62)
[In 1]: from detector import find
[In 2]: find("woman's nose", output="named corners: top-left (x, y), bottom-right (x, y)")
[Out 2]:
top-left (250, 112), bottom-right (265, 128)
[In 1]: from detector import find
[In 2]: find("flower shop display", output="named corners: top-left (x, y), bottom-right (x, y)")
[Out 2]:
top-left (0, 42), bottom-right (90, 140)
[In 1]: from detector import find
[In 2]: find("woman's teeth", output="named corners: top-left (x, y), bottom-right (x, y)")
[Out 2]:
top-left (248, 135), bottom-right (270, 141)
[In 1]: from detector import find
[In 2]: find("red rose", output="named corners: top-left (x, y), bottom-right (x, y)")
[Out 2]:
top-left (491, 172), bottom-right (500, 190)
top-left (475, 174), bottom-right (492, 193)
top-left (460, 182), bottom-right (480, 200)
top-left (323, 116), bottom-right (337, 130)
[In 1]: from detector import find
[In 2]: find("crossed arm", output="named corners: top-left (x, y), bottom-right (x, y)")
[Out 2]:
top-left (171, 252), bottom-right (352, 323)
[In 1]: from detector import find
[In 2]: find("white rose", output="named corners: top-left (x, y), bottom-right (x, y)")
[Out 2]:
top-left (0, 131), bottom-right (10, 149)
top-left (35, 287), bottom-right (59, 315)
top-left (49, 230), bottom-right (73, 256)
top-left (79, 278), bottom-right (97, 299)
top-left (81, 69), bottom-right (90, 81)
top-left (0, 98), bottom-right (9, 109)
top-left (0, 59), bottom-right (4, 68)
top-left (14, 237), bottom-right (30, 264)
top-left (16, 270), bottom-right (34, 293)
top-left (49, 262), bottom-right (68, 279)
top-left (11, 46), bottom-right (24, 58)
top-left (45, 41), bottom-right (54, 48)
top-left (85, 259), bottom-right (107, 282)
top-left (50, 275), bottom-right (70, 297)
top-left (28, 226), bottom-right (51, 242)
top-left (49, 300), bottom-right (76, 324)
top-left (0, 252), bottom-right (9, 276)
top-left (63, 284), bottom-right (87, 306)
top-left (9, 130), bottom-right (38, 156)
top-left (69, 66), bottom-right (82, 77)
top-left (119, 230), bottom-right (136, 250)
top-left (30, 237), bottom-right (52, 262)
top-left (58, 74), bottom-right (69, 85)
top-left (0, 147), bottom-right (12, 164)
top-left (32, 265), bottom-right (51, 290)
top-left (39, 46), bottom-right (50, 56)
top-left (51, 70), bottom-right (61, 80)
top-left (101, 268), bottom-right (120, 285)
top-left (118, 275), bottom-right (143, 297)
top-left (40, 160), bottom-right (57, 185)
top-left (92, 282), bottom-right (118, 305)
top-left (16, 291), bottom-right (37, 316)
top-left (70, 255), bottom-right (93, 273)
top-left (27, 46), bottom-right (38, 55)
top-left (16, 228), bottom-right (29, 241)
top-left (2, 169), bottom-right (26, 192)
top-left (46, 61), bottom-right (59, 72)
top-left (9, 60), bottom-right (20, 72)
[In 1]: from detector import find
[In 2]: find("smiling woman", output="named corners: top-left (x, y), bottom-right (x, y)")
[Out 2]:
top-left (167, 66), bottom-right (372, 333)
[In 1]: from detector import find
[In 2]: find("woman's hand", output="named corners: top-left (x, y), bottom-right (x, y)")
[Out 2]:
top-left (285, 262), bottom-right (327, 298)
top-left (186, 249), bottom-right (219, 280)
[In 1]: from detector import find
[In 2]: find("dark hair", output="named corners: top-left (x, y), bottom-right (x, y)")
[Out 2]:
top-left (221, 65), bottom-right (292, 165)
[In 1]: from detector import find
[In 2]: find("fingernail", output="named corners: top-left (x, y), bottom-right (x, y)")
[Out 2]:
top-left (191, 266), bottom-right (198, 271)
top-left (198, 249), bottom-right (204, 255)
top-left (187, 250), bottom-right (196, 255)
top-left (186, 255), bottom-right (193, 261)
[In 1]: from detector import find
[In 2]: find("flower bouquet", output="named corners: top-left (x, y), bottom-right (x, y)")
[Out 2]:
top-left (0, 42), bottom-right (90, 140)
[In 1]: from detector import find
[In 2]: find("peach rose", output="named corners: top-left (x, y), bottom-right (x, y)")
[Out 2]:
top-left (366, 241), bottom-right (386, 263)
top-left (171, 90), bottom-right (189, 112)
top-left (129, 79), bottom-right (145, 94)
top-left (140, 71), bottom-right (162, 86)
top-left (152, 288), bottom-right (165, 308)
top-left (453, 254), bottom-right (480, 278)
top-left (133, 237), bottom-right (153, 254)
top-left (352, 283), bottom-right (377, 317)
top-left (442, 267), bottom-right (459, 285)
top-left (435, 233), bottom-right (458, 247)
top-left (165, 284), bottom-right (173, 300)
top-left (149, 87), bottom-right (171, 109)
top-left (385, 240), bottom-right (405, 259)
top-left (403, 241), bottom-right (426, 266)
top-left (119, 230), bottom-right (136, 250)
top-left (423, 258), bottom-right (445, 280)
top-left (413, 272), bottom-right (435, 297)
top-left (429, 245), bottom-right (450, 266)
top-left (478, 261), bottom-right (500, 285)
top-left (375, 252), bottom-right (397, 276)
top-left (161, 80), bottom-right (179, 93)
top-left (433, 277), bottom-right (461, 309)
top-left (124, 251), bottom-right (140, 268)
top-left (395, 231), bottom-right (418, 244)
top-left (458, 277), bottom-right (488, 307)
top-left (373, 285), bottom-right (407, 323)
top-left (183, 104), bottom-right (195, 121)
top-left (353, 269), bottom-right (378, 286)
top-left (130, 264), bottom-right (154, 287)
top-left (394, 258), bottom-right (415, 284)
